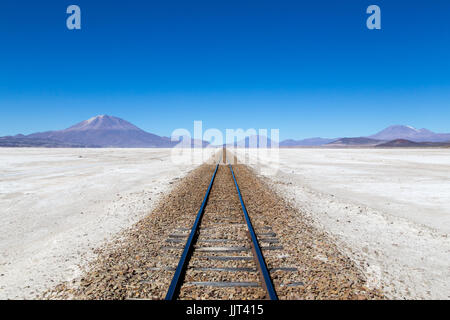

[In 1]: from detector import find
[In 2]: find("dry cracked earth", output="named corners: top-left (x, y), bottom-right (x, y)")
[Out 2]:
top-left (43, 154), bottom-right (384, 300)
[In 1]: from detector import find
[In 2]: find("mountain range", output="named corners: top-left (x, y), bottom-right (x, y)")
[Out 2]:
top-left (26, 115), bottom-right (174, 148)
top-left (0, 115), bottom-right (206, 148)
top-left (226, 135), bottom-right (278, 148)
top-left (368, 125), bottom-right (450, 142)
top-left (1, 116), bottom-right (449, 148)
top-left (279, 137), bottom-right (336, 147)
top-left (281, 125), bottom-right (450, 147)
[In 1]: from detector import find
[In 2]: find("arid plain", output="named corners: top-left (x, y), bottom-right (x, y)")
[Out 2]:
top-left (235, 148), bottom-right (450, 299)
top-left (0, 148), bottom-right (215, 299)
top-left (0, 148), bottom-right (449, 299)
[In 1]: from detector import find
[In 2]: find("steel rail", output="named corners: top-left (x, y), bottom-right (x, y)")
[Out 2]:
top-left (228, 164), bottom-right (278, 300)
top-left (165, 163), bottom-right (219, 300)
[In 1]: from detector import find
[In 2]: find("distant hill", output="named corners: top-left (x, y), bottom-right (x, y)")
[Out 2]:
top-left (1, 115), bottom-right (209, 148)
top-left (280, 125), bottom-right (450, 147)
top-left (326, 137), bottom-right (383, 147)
top-left (280, 137), bottom-right (336, 147)
top-left (226, 135), bottom-right (278, 148)
top-left (376, 139), bottom-right (450, 148)
top-left (0, 136), bottom-right (97, 148)
top-left (368, 125), bottom-right (450, 142)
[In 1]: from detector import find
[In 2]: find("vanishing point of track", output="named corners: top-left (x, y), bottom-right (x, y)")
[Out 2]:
top-left (164, 151), bottom-right (278, 300)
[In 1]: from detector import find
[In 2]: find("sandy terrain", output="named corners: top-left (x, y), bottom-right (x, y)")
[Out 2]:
top-left (0, 148), bottom-right (215, 299)
top-left (233, 148), bottom-right (450, 299)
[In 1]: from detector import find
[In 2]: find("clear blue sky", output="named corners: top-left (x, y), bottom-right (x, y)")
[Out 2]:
top-left (1, 0), bottom-right (449, 140)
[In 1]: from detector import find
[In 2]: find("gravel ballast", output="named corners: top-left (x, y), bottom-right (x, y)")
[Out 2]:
top-left (232, 163), bottom-right (383, 299)
top-left (43, 153), bottom-right (384, 300)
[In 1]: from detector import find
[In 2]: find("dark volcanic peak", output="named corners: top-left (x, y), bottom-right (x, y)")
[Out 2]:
top-left (327, 137), bottom-right (383, 146)
top-left (280, 137), bottom-right (336, 147)
top-left (376, 139), bottom-right (421, 147)
top-left (376, 139), bottom-right (450, 148)
top-left (0, 136), bottom-right (97, 148)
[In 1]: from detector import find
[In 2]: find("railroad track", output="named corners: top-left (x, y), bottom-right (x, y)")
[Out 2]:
top-left (162, 152), bottom-right (281, 300)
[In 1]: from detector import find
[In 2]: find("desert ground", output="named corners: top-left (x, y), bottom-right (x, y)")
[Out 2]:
top-left (0, 148), bottom-right (215, 299)
top-left (1, 148), bottom-right (449, 299)
top-left (234, 148), bottom-right (450, 299)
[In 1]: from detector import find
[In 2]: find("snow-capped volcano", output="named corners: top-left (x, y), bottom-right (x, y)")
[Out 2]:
top-left (26, 115), bottom-right (175, 147)
top-left (65, 115), bottom-right (142, 132)
top-left (277, 125), bottom-right (450, 146)
top-left (368, 125), bottom-right (450, 142)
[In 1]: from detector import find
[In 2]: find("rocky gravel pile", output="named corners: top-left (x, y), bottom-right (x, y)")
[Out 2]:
top-left (232, 162), bottom-right (384, 300)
